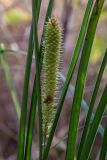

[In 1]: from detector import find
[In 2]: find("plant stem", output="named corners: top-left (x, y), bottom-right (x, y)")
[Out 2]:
top-left (79, 84), bottom-right (107, 160)
top-left (24, 77), bottom-right (37, 160)
top-left (24, 0), bottom-right (42, 159)
top-left (77, 49), bottom-right (107, 158)
top-left (17, 24), bottom-right (34, 160)
top-left (99, 122), bottom-right (107, 160)
top-left (32, 0), bottom-right (42, 159)
top-left (66, 0), bottom-right (105, 159)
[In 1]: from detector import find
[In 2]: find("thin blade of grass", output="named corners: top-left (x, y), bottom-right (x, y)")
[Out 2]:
top-left (17, 24), bottom-right (34, 160)
top-left (79, 84), bottom-right (107, 160)
top-left (78, 49), bottom-right (107, 159)
top-left (36, 0), bottom-right (42, 22)
top-left (0, 50), bottom-right (20, 119)
top-left (24, 1), bottom-right (54, 158)
top-left (24, 77), bottom-right (37, 160)
top-left (32, 0), bottom-right (42, 159)
top-left (60, 73), bottom-right (104, 137)
top-left (66, 1), bottom-right (105, 159)
top-left (25, 1), bottom-right (54, 159)
top-left (43, 0), bottom-right (94, 159)
top-left (99, 122), bottom-right (107, 160)
top-left (24, 0), bottom-right (42, 159)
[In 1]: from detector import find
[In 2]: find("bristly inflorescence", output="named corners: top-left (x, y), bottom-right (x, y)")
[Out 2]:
top-left (41, 17), bottom-right (62, 144)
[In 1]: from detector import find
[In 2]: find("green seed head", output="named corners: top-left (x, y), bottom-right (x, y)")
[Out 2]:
top-left (41, 17), bottom-right (62, 143)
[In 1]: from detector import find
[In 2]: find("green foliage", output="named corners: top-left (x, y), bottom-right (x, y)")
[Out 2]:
top-left (79, 84), bottom-right (107, 159)
top-left (32, 0), bottom-right (43, 158)
top-left (17, 25), bottom-right (34, 160)
top-left (99, 122), bottom-right (107, 160)
top-left (66, 0), bottom-right (105, 159)
top-left (78, 49), bottom-right (107, 159)
top-left (1, 0), bottom-right (107, 160)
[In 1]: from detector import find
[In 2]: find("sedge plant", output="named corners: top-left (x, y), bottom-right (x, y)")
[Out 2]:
top-left (0, 0), bottom-right (107, 160)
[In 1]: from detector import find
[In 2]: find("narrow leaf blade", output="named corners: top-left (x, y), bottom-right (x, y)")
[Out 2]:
top-left (17, 25), bottom-right (34, 160)
top-left (66, 0), bottom-right (105, 159)
top-left (79, 84), bottom-right (107, 160)
top-left (99, 122), bottom-right (107, 160)
top-left (78, 49), bottom-right (107, 158)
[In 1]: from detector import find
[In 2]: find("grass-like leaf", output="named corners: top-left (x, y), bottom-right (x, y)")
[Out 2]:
top-left (24, 0), bottom-right (42, 159)
top-left (99, 122), bottom-right (107, 160)
top-left (32, 0), bottom-right (42, 159)
top-left (25, 0), bottom-right (55, 158)
top-left (60, 73), bottom-right (104, 137)
top-left (42, 0), bottom-right (94, 159)
top-left (24, 77), bottom-right (37, 160)
top-left (23, 1), bottom-right (55, 158)
top-left (66, 0), bottom-right (105, 159)
top-left (79, 84), bottom-right (107, 159)
top-left (0, 49), bottom-right (20, 119)
top-left (78, 49), bottom-right (107, 158)
top-left (36, 0), bottom-right (42, 22)
top-left (17, 24), bottom-right (34, 160)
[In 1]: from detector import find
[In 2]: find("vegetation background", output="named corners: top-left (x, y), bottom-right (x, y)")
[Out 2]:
top-left (0, 0), bottom-right (107, 159)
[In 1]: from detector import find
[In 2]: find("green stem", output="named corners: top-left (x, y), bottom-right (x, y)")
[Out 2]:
top-left (24, 0), bottom-right (54, 159)
top-left (24, 77), bottom-right (37, 160)
top-left (79, 84), bottom-right (107, 160)
top-left (24, 0), bottom-right (42, 159)
top-left (66, 0), bottom-right (105, 159)
top-left (99, 122), bottom-right (107, 160)
top-left (32, 0), bottom-right (42, 159)
top-left (77, 49), bottom-right (107, 158)
top-left (17, 24), bottom-right (34, 160)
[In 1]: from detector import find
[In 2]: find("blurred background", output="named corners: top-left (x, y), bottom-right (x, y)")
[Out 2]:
top-left (0, 0), bottom-right (107, 159)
